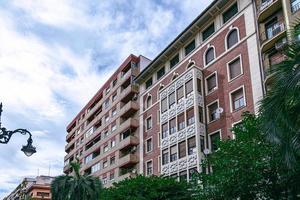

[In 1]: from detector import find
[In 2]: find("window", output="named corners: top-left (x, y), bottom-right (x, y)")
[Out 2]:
top-left (112, 108), bottom-right (117, 117)
top-left (178, 114), bottom-right (185, 131)
top-left (208, 101), bottom-right (219, 122)
top-left (231, 87), bottom-right (245, 111)
top-left (105, 115), bottom-right (110, 123)
top-left (187, 108), bottom-right (195, 126)
top-left (157, 67), bottom-right (165, 80)
top-left (162, 123), bottom-right (168, 139)
top-left (146, 138), bottom-right (153, 152)
top-left (103, 160), bottom-right (108, 168)
top-left (228, 57), bottom-right (242, 80)
top-left (188, 136), bottom-right (196, 155)
top-left (106, 87), bottom-right (110, 94)
top-left (178, 141), bottom-right (186, 158)
top-left (85, 154), bottom-right (93, 163)
top-left (200, 135), bottom-right (205, 152)
top-left (227, 29), bottom-right (239, 49)
top-left (112, 79), bottom-right (117, 87)
top-left (146, 117), bottom-right (152, 130)
top-left (146, 95), bottom-right (152, 109)
top-left (104, 99), bottom-right (110, 109)
top-left (170, 54), bottom-right (179, 68)
top-left (162, 149), bottom-right (169, 165)
top-left (197, 79), bottom-right (202, 95)
top-left (189, 168), bottom-right (198, 180)
top-left (91, 163), bottom-right (100, 173)
top-left (110, 172), bottom-right (115, 180)
top-left (146, 160), bottom-right (153, 175)
top-left (206, 73), bottom-right (217, 93)
top-left (185, 79), bottom-right (193, 96)
top-left (205, 47), bottom-right (215, 65)
top-left (169, 92), bottom-right (175, 108)
top-left (185, 40), bottom-right (196, 56)
top-left (161, 97), bottom-right (168, 113)
top-left (177, 86), bottom-right (184, 102)
top-left (170, 145), bottom-right (178, 162)
top-left (169, 118), bottom-right (176, 135)
top-left (199, 106), bottom-right (204, 123)
top-left (104, 145), bottom-right (108, 153)
top-left (210, 131), bottom-right (220, 151)
top-left (179, 170), bottom-right (187, 181)
top-left (146, 78), bottom-right (153, 89)
top-left (110, 156), bottom-right (115, 165)
top-left (202, 23), bottom-right (215, 41)
top-left (111, 123), bottom-right (116, 132)
top-left (223, 3), bottom-right (238, 23)
top-left (112, 93), bottom-right (117, 102)
top-left (111, 139), bottom-right (116, 147)
top-left (103, 130), bottom-right (109, 137)
top-left (102, 176), bottom-right (107, 184)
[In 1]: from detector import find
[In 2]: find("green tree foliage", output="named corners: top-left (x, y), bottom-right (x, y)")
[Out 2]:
top-left (102, 175), bottom-right (193, 200)
top-left (259, 25), bottom-right (300, 169)
top-left (51, 162), bottom-right (102, 200)
top-left (193, 113), bottom-right (300, 200)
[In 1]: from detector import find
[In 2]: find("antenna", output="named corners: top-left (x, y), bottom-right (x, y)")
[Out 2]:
top-left (0, 102), bottom-right (2, 128)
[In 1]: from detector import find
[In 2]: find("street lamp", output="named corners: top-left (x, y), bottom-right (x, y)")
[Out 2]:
top-left (203, 148), bottom-right (211, 173)
top-left (0, 103), bottom-right (36, 156)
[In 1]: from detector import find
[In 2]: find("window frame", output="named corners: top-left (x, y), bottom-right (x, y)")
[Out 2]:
top-left (170, 54), bottom-right (180, 69)
top-left (157, 67), bottom-right (166, 80)
top-left (205, 71), bottom-right (218, 95)
top-left (202, 22), bottom-right (215, 41)
top-left (222, 2), bottom-right (238, 24)
top-left (206, 99), bottom-right (220, 123)
top-left (227, 55), bottom-right (243, 82)
top-left (229, 85), bottom-right (246, 112)
top-left (146, 137), bottom-right (153, 153)
top-left (204, 46), bottom-right (216, 66)
top-left (226, 28), bottom-right (240, 50)
top-left (146, 77), bottom-right (153, 89)
top-left (146, 159), bottom-right (153, 176)
top-left (146, 116), bottom-right (153, 131)
top-left (184, 39), bottom-right (196, 56)
top-left (208, 129), bottom-right (222, 152)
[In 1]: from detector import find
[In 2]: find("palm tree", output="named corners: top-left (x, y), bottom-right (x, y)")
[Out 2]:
top-left (51, 161), bottom-right (102, 200)
top-left (259, 23), bottom-right (300, 170)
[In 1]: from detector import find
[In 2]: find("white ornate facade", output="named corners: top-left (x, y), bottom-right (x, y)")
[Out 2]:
top-left (159, 67), bottom-right (206, 179)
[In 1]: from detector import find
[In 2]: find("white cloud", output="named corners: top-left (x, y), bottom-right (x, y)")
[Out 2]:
top-left (0, 0), bottom-right (214, 198)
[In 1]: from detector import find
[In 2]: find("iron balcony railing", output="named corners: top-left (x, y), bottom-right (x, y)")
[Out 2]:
top-left (261, 21), bottom-right (285, 44)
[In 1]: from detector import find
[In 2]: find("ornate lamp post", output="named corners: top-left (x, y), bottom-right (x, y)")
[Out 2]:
top-left (0, 103), bottom-right (36, 156)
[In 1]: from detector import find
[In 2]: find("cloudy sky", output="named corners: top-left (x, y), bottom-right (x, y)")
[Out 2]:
top-left (0, 0), bottom-right (213, 198)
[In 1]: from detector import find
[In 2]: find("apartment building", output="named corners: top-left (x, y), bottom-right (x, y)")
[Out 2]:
top-left (135, 0), bottom-right (263, 179)
top-left (64, 54), bottom-right (151, 187)
top-left (255, 0), bottom-right (300, 91)
top-left (4, 176), bottom-right (53, 200)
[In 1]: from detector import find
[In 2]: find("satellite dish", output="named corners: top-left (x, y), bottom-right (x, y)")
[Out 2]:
top-left (203, 149), bottom-right (210, 155)
top-left (216, 107), bottom-right (224, 114)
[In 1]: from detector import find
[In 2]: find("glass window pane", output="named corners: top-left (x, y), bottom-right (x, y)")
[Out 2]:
top-left (223, 3), bottom-right (238, 23)
top-left (202, 23), bottom-right (215, 41)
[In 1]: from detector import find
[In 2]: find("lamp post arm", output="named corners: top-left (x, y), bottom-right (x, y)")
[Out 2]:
top-left (0, 128), bottom-right (32, 144)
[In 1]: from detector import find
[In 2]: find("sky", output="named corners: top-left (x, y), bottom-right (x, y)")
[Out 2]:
top-left (0, 0), bottom-right (213, 198)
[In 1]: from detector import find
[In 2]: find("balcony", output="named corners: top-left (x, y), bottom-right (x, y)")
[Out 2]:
top-left (261, 21), bottom-right (286, 52)
top-left (119, 135), bottom-right (139, 149)
top-left (257, 0), bottom-right (281, 22)
top-left (119, 101), bottom-right (139, 118)
top-left (119, 154), bottom-right (139, 168)
top-left (120, 85), bottom-right (138, 104)
top-left (292, 1), bottom-right (300, 13)
top-left (119, 118), bottom-right (139, 132)
top-left (263, 53), bottom-right (286, 84)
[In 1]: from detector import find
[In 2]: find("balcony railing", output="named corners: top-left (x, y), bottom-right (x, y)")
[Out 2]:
top-left (292, 2), bottom-right (300, 13)
top-left (261, 22), bottom-right (285, 44)
top-left (259, 0), bottom-right (274, 12)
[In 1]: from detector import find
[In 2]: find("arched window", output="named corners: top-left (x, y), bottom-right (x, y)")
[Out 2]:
top-left (227, 29), bottom-right (239, 49)
top-left (205, 47), bottom-right (215, 65)
top-left (146, 95), bottom-right (152, 109)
